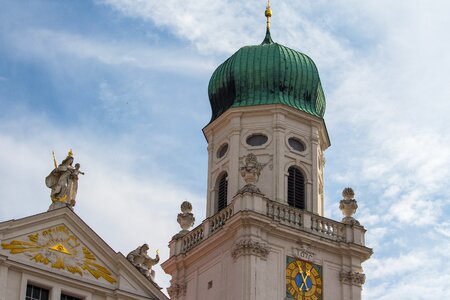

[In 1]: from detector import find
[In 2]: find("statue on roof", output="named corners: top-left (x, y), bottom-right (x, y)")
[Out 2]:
top-left (45, 149), bottom-right (84, 210)
top-left (126, 243), bottom-right (160, 281)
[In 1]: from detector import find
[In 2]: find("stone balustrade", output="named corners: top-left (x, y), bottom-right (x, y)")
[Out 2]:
top-left (176, 205), bottom-right (234, 254)
top-left (311, 215), bottom-right (346, 241)
top-left (181, 225), bottom-right (204, 253)
top-left (266, 201), bottom-right (303, 229)
top-left (266, 200), bottom-right (346, 242)
top-left (171, 193), bottom-right (363, 256)
top-left (209, 205), bottom-right (233, 234)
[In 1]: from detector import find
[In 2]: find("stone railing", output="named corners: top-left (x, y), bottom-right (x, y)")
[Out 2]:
top-left (172, 194), bottom-right (362, 256)
top-left (266, 200), bottom-right (346, 242)
top-left (311, 215), bottom-right (346, 241)
top-left (181, 224), bottom-right (204, 253)
top-left (178, 205), bottom-right (233, 254)
top-left (266, 201), bottom-right (302, 229)
top-left (210, 205), bottom-right (233, 234)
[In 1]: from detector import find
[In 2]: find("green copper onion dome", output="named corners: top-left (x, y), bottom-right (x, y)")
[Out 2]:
top-left (208, 29), bottom-right (326, 122)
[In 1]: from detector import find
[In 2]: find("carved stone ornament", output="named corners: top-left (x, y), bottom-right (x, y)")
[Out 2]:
top-left (340, 271), bottom-right (366, 286)
top-left (45, 149), bottom-right (84, 211)
top-left (167, 282), bottom-right (187, 299)
top-left (126, 244), bottom-right (160, 281)
top-left (231, 239), bottom-right (269, 261)
top-left (293, 244), bottom-right (315, 262)
top-left (174, 201), bottom-right (195, 239)
top-left (1, 225), bottom-right (116, 284)
top-left (319, 152), bottom-right (326, 169)
top-left (237, 183), bottom-right (263, 194)
top-left (339, 187), bottom-right (360, 225)
top-left (237, 153), bottom-right (266, 194)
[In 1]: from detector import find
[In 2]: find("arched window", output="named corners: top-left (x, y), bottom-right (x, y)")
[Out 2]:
top-left (287, 166), bottom-right (305, 209)
top-left (216, 172), bottom-right (228, 212)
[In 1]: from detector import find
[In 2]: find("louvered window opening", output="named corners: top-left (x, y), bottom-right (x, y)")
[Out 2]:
top-left (287, 167), bottom-right (305, 209)
top-left (217, 173), bottom-right (228, 212)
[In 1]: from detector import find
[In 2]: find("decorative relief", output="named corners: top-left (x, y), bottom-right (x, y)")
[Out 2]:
top-left (1, 225), bottom-right (116, 284)
top-left (167, 282), bottom-right (187, 299)
top-left (237, 153), bottom-right (267, 195)
top-left (231, 239), bottom-right (269, 261)
top-left (293, 244), bottom-right (315, 262)
top-left (340, 271), bottom-right (366, 286)
top-left (319, 152), bottom-right (325, 169)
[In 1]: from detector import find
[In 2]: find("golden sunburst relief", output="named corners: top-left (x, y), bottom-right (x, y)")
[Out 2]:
top-left (1, 225), bottom-right (116, 284)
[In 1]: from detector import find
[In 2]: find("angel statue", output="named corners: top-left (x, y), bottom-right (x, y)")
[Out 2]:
top-left (45, 149), bottom-right (84, 210)
top-left (126, 244), bottom-right (160, 281)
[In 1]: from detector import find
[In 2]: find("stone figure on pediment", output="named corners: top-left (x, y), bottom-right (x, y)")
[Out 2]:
top-left (45, 150), bottom-right (84, 209)
top-left (127, 243), bottom-right (160, 281)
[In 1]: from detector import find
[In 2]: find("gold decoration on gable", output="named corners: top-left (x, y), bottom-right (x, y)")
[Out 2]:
top-left (1, 225), bottom-right (116, 284)
top-left (49, 243), bottom-right (71, 254)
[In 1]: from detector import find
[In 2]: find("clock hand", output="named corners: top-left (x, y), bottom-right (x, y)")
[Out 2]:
top-left (295, 261), bottom-right (310, 291)
top-left (299, 270), bottom-right (310, 291)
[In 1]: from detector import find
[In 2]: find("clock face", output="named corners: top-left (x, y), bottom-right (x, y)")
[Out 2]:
top-left (286, 257), bottom-right (322, 300)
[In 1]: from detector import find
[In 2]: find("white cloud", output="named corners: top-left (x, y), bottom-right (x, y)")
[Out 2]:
top-left (434, 221), bottom-right (450, 239)
top-left (100, 0), bottom-right (260, 54)
top-left (364, 248), bottom-right (450, 299)
top-left (5, 28), bottom-right (215, 75)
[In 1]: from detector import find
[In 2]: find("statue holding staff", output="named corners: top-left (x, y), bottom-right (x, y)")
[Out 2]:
top-left (45, 149), bottom-right (84, 209)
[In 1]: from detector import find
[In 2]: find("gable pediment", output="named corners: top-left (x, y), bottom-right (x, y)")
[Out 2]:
top-left (2, 223), bottom-right (117, 284)
top-left (0, 207), bottom-right (169, 299)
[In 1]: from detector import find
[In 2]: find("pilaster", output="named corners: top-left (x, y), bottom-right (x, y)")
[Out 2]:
top-left (228, 115), bottom-right (242, 204)
top-left (0, 256), bottom-right (8, 300)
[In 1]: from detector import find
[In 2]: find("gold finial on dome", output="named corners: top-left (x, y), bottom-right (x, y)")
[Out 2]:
top-left (265, 0), bottom-right (272, 30)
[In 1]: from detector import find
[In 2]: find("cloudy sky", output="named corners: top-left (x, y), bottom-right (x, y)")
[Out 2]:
top-left (1, 1), bottom-right (449, 299)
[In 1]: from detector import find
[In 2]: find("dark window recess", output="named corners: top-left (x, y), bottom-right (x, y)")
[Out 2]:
top-left (216, 143), bottom-right (229, 158)
top-left (26, 284), bottom-right (49, 300)
top-left (287, 167), bottom-right (305, 209)
top-left (61, 295), bottom-right (82, 300)
top-left (217, 173), bottom-right (228, 212)
top-left (208, 281), bottom-right (213, 289)
top-left (246, 134), bottom-right (268, 146)
top-left (288, 137), bottom-right (306, 152)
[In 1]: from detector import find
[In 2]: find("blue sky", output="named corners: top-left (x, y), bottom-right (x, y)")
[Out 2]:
top-left (1, 1), bottom-right (450, 299)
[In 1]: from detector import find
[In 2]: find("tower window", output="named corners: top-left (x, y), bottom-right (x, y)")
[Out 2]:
top-left (26, 284), bottom-right (49, 300)
top-left (287, 166), bottom-right (305, 209)
top-left (216, 172), bottom-right (228, 212)
top-left (288, 137), bottom-right (306, 152)
top-left (216, 143), bottom-right (229, 159)
top-left (246, 134), bottom-right (268, 146)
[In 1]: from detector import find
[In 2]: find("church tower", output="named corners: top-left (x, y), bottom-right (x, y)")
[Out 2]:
top-left (162, 4), bottom-right (372, 300)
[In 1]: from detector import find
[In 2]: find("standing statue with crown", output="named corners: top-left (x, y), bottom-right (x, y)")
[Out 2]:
top-left (45, 149), bottom-right (84, 210)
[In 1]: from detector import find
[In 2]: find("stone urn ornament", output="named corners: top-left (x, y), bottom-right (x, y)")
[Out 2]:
top-left (175, 201), bottom-right (195, 238)
top-left (339, 187), bottom-right (360, 225)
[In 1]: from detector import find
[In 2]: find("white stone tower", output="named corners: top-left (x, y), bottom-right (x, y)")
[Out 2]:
top-left (162, 5), bottom-right (372, 300)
